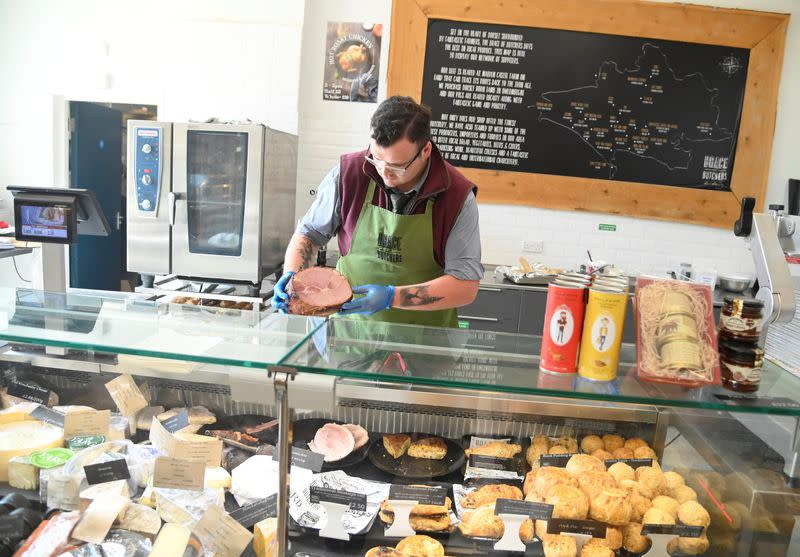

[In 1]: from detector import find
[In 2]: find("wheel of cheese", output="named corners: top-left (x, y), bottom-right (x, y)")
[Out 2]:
top-left (0, 421), bottom-right (64, 481)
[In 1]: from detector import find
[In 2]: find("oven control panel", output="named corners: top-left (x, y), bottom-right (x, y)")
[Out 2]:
top-left (134, 127), bottom-right (162, 213)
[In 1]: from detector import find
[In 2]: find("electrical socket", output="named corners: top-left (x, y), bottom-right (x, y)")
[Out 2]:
top-left (522, 240), bottom-right (544, 253)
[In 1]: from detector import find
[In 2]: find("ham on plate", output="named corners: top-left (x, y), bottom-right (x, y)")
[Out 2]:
top-left (343, 424), bottom-right (369, 450)
top-left (308, 423), bottom-right (355, 462)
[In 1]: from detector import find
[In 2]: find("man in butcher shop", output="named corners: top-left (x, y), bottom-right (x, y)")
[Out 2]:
top-left (272, 95), bottom-right (483, 327)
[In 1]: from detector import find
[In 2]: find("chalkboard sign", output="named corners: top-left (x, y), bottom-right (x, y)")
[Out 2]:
top-left (421, 19), bottom-right (749, 192)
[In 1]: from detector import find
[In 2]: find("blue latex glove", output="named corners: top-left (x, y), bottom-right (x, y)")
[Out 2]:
top-left (271, 271), bottom-right (295, 313)
top-left (339, 284), bottom-right (395, 316)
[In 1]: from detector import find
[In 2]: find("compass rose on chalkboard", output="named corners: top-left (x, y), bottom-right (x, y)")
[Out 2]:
top-left (719, 55), bottom-right (743, 77)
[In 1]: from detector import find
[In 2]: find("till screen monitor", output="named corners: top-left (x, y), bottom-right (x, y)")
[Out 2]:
top-left (14, 196), bottom-right (77, 244)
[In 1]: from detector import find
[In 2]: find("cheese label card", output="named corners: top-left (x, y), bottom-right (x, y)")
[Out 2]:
top-left (84, 459), bottom-right (131, 485)
top-left (642, 524), bottom-right (704, 537)
top-left (105, 374), bottom-right (148, 417)
top-left (193, 505), bottom-right (254, 557)
top-left (547, 518), bottom-right (607, 538)
top-left (8, 381), bottom-right (50, 405)
top-left (150, 416), bottom-right (223, 467)
top-left (389, 485), bottom-right (447, 506)
top-left (64, 409), bottom-right (110, 438)
top-left (160, 410), bottom-right (190, 433)
top-left (310, 485), bottom-right (367, 511)
top-left (470, 454), bottom-right (516, 471)
top-left (272, 447), bottom-right (324, 472)
top-left (152, 456), bottom-right (205, 491)
top-left (0, 516), bottom-right (23, 537)
top-left (30, 404), bottom-right (65, 428)
top-left (604, 458), bottom-right (653, 469)
top-left (229, 495), bottom-right (278, 528)
top-left (539, 454), bottom-right (573, 467)
top-left (495, 499), bottom-right (553, 520)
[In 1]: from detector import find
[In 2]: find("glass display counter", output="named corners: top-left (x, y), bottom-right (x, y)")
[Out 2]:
top-left (0, 288), bottom-right (796, 556)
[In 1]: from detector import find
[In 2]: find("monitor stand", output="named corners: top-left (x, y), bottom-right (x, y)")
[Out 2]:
top-left (41, 243), bottom-right (67, 355)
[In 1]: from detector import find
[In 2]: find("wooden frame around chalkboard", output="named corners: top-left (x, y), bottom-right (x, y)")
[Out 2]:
top-left (387, 0), bottom-right (789, 228)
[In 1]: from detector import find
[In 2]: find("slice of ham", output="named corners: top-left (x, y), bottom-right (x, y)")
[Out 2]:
top-left (309, 423), bottom-right (355, 462)
top-left (287, 267), bottom-right (352, 316)
top-left (343, 424), bottom-right (369, 450)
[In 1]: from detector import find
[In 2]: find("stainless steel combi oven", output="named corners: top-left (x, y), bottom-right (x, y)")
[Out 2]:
top-left (126, 121), bottom-right (297, 290)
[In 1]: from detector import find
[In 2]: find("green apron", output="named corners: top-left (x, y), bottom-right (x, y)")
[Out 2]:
top-left (336, 180), bottom-right (458, 328)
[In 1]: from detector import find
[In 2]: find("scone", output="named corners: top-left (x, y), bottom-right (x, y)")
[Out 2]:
top-left (580, 543), bottom-right (614, 557)
top-left (635, 466), bottom-right (668, 499)
top-left (651, 495), bottom-right (680, 518)
top-left (607, 462), bottom-right (635, 484)
top-left (602, 434), bottom-right (625, 452)
top-left (590, 449), bottom-right (613, 462)
top-left (622, 522), bottom-right (651, 553)
top-left (678, 500), bottom-right (711, 528)
top-left (465, 440), bottom-right (522, 459)
top-left (395, 534), bottom-right (445, 557)
top-left (667, 534), bottom-right (710, 556)
top-left (408, 437), bottom-right (447, 460)
top-left (576, 471), bottom-right (616, 500)
top-left (566, 454), bottom-right (604, 476)
top-left (634, 446), bottom-right (658, 461)
top-left (549, 445), bottom-right (570, 455)
top-left (623, 437), bottom-right (650, 451)
top-left (544, 484), bottom-right (589, 520)
top-left (365, 548), bottom-right (403, 557)
top-left (584, 525), bottom-right (622, 550)
top-left (580, 435), bottom-right (604, 454)
top-left (384, 434), bottom-right (411, 459)
top-left (462, 484), bottom-right (522, 508)
top-left (589, 487), bottom-right (632, 525)
top-left (534, 467), bottom-right (579, 499)
top-left (642, 507), bottom-right (676, 526)
top-left (672, 485), bottom-right (698, 504)
top-left (540, 534), bottom-right (578, 557)
top-left (555, 435), bottom-right (579, 453)
top-left (611, 447), bottom-right (635, 460)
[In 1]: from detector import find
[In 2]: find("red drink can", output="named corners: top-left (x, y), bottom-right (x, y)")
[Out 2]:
top-left (539, 283), bottom-right (586, 374)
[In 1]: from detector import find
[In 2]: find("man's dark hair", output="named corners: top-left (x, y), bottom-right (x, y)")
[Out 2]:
top-left (370, 95), bottom-right (431, 147)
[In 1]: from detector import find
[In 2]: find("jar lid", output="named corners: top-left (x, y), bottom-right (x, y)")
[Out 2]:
top-left (723, 296), bottom-right (764, 308)
top-left (719, 340), bottom-right (764, 357)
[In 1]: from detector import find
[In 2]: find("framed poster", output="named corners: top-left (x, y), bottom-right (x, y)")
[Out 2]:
top-left (323, 22), bottom-right (383, 103)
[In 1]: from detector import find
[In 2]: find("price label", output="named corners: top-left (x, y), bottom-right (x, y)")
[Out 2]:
top-left (310, 486), bottom-right (367, 511)
top-left (273, 447), bottom-right (324, 473)
top-left (714, 394), bottom-right (800, 409)
top-left (64, 410), bottom-right (110, 437)
top-left (30, 404), bottom-right (65, 427)
top-left (194, 505), bottom-right (254, 557)
top-left (84, 459), bottom-right (131, 485)
top-left (495, 499), bottom-right (553, 520)
top-left (641, 524), bottom-right (704, 537)
top-left (539, 453), bottom-right (574, 467)
top-left (388, 485), bottom-right (447, 506)
top-left (7, 381), bottom-right (50, 405)
top-left (547, 518), bottom-right (607, 538)
top-left (470, 454), bottom-right (516, 471)
top-left (160, 410), bottom-right (190, 433)
top-left (604, 458), bottom-right (653, 469)
top-left (105, 374), bottom-right (148, 417)
top-left (229, 495), bottom-right (278, 528)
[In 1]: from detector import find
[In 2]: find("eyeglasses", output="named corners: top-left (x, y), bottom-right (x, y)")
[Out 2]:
top-left (364, 143), bottom-right (424, 175)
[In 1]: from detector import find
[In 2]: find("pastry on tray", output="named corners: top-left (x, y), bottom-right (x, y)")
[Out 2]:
top-left (395, 534), bottom-right (445, 557)
top-left (461, 484), bottom-right (522, 509)
top-left (365, 548), bottom-right (403, 557)
top-left (464, 440), bottom-right (522, 459)
top-left (384, 434), bottom-right (412, 459)
top-left (408, 437), bottom-right (447, 460)
top-left (458, 503), bottom-right (534, 542)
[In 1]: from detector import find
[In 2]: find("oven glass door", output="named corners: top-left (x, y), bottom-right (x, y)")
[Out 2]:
top-left (186, 130), bottom-right (248, 256)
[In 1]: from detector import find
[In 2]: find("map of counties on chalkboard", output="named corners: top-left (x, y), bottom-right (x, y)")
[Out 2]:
top-left (421, 20), bottom-right (750, 191)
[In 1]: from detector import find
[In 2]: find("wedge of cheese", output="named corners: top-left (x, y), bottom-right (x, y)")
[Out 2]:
top-left (150, 523), bottom-right (191, 556)
top-left (0, 420), bottom-right (63, 481)
top-left (254, 517), bottom-right (278, 557)
top-left (8, 456), bottom-right (37, 490)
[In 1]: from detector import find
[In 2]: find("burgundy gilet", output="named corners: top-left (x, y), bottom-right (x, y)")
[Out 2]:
top-left (337, 143), bottom-right (476, 268)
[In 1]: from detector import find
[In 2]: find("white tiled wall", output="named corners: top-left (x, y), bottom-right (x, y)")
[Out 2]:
top-left (296, 0), bottom-right (800, 279)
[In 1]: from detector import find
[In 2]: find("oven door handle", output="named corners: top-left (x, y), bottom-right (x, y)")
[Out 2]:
top-left (168, 192), bottom-right (184, 227)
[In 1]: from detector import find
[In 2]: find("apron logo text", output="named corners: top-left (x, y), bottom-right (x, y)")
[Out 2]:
top-left (376, 232), bottom-right (403, 263)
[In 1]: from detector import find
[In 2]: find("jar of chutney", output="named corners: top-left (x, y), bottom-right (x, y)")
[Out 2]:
top-left (720, 340), bottom-right (764, 393)
top-left (719, 297), bottom-right (764, 343)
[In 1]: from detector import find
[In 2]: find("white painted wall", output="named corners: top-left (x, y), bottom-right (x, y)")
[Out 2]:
top-left (0, 0), bottom-right (304, 286)
top-left (297, 0), bottom-right (800, 279)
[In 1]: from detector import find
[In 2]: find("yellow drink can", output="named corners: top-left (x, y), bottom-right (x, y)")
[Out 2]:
top-left (578, 287), bottom-right (628, 381)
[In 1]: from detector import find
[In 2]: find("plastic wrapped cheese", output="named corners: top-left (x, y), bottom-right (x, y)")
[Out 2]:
top-left (230, 455), bottom-right (279, 507)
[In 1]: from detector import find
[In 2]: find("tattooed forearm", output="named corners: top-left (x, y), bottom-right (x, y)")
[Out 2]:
top-left (295, 239), bottom-right (316, 270)
top-left (397, 286), bottom-right (444, 307)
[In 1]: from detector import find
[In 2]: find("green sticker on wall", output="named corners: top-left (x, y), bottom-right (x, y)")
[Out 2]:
top-left (458, 320), bottom-right (470, 329)
top-left (598, 223), bottom-right (617, 232)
